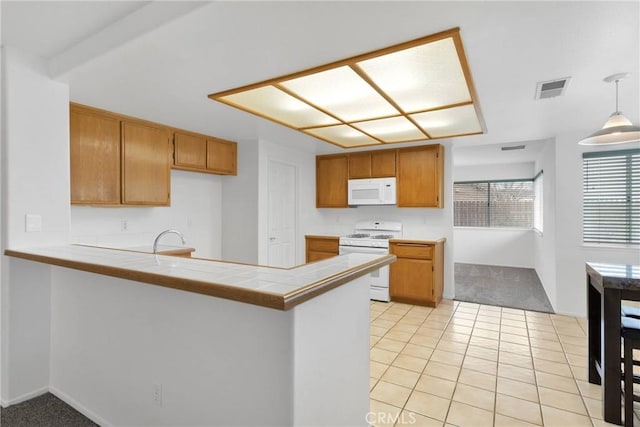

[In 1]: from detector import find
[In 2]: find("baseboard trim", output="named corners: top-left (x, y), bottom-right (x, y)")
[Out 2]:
top-left (49, 386), bottom-right (112, 427)
top-left (1, 386), bottom-right (48, 407)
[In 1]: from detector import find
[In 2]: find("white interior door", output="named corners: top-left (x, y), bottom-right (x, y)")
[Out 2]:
top-left (267, 160), bottom-right (297, 268)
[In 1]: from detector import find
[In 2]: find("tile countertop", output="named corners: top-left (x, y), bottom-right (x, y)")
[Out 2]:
top-left (389, 238), bottom-right (446, 244)
top-left (4, 245), bottom-right (395, 310)
top-left (120, 244), bottom-right (196, 256)
top-left (586, 262), bottom-right (640, 290)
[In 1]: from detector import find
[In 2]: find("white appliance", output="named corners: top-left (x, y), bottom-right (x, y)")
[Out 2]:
top-left (338, 220), bottom-right (402, 302)
top-left (348, 177), bottom-right (396, 206)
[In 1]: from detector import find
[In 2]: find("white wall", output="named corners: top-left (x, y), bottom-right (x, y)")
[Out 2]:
top-left (533, 139), bottom-right (557, 309)
top-left (453, 161), bottom-right (535, 182)
top-left (452, 160), bottom-right (536, 268)
top-left (221, 138), bottom-right (259, 264)
top-left (1, 47), bottom-right (70, 404)
top-left (553, 132), bottom-right (640, 317)
top-left (70, 170), bottom-right (223, 259)
top-left (454, 228), bottom-right (534, 268)
top-left (49, 267), bottom-right (294, 426)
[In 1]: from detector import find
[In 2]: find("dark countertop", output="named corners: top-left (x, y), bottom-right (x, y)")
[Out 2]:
top-left (586, 262), bottom-right (640, 290)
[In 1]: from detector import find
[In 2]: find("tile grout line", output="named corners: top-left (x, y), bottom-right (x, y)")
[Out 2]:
top-left (549, 314), bottom-right (598, 426)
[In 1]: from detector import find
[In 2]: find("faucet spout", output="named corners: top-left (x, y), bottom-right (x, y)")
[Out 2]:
top-left (153, 229), bottom-right (186, 253)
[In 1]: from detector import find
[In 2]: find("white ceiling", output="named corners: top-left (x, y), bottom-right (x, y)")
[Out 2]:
top-left (2, 1), bottom-right (639, 160)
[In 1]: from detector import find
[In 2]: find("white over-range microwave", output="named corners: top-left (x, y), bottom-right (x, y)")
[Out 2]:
top-left (348, 177), bottom-right (397, 205)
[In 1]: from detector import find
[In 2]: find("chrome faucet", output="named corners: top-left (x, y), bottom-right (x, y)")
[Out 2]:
top-left (153, 229), bottom-right (186, 253)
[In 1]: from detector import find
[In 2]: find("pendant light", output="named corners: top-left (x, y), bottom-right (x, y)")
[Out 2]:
top-left (579, 72), bottom-right (640, 145)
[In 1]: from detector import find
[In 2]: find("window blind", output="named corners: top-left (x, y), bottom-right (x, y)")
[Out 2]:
top-left (583, 149), bottom-right (639, 245)
top-left (454, 180), bottom-right (533, 228)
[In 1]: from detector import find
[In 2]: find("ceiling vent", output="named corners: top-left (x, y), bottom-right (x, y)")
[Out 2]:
top-left (501, 145), bottom-right (525, 151)
top-left (535, 77), bottom-right (570, 99)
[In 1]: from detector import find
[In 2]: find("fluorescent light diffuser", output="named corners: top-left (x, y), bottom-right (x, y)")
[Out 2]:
top-left (209, 28), bottom-right (485, 148)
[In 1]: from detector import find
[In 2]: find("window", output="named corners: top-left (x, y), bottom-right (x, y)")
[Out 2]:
top-left (533, 171), bottom-right (543, 232)
top-left (583, 149), bottom-right (639, 245)
top-left (454, 179), bottom-right (534, 228)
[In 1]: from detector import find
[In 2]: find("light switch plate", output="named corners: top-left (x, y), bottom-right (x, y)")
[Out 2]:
top-left (25, 214), bottom-right (42, 232)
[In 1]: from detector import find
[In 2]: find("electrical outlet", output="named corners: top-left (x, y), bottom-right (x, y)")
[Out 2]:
top-left (121, 220), bottom-right (128, 232)
top-left (152, 383), bottom-right (162, 406)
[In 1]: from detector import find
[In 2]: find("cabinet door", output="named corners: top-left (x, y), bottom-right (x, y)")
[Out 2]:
top-left (207, 138), bottom-right (237, 175)
top-left (348, 152), bottom-right (371, 179)
top-left (121, 121), bottom-right (171, 206)
top-left (305, 236), bottom-right (339, 262)
top-left (174, 132), bottom-right (206, 169)
top-left (371, 150), bottom-right (396, 177)
top-left (390, 257), bottom-right (433, 304)
top-left (397, 145), bottom-right (443, 207)
top-left (70, 107), bottom-right (121, 205)
top-left (316, 155), bottom-right (348, 207)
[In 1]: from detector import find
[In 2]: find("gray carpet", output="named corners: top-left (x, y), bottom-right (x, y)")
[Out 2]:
top-left (0, 393), bottom-right (98, 427)
top-left (454, 263), bottom-right (554, 313)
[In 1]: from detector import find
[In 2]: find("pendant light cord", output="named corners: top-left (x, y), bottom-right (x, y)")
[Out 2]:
top-left (615, 79), bottom-right (620, 114)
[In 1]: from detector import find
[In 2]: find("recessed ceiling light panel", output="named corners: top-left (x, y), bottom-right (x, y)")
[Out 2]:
top-left (209, 28), bottom-right (485, 148)
top-left (357, 38), bottom-right (472, 112)
top-left (220, 86), bottom-right (339, 128)
top-left (411, 104), bottom-right (482, 138)
top-left (280, 66), bottom-right (398, 122)
top-left (351, 116), bottom-right (427, 143)
top-left (304, 124), bottom-right (381, 147)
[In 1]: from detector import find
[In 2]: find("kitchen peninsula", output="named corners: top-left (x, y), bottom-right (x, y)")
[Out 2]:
top-left (5, 245), bottom-right (394, 426)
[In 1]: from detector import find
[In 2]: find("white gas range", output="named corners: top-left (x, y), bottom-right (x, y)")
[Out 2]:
top-left (338, 220), bottom-right (402, 302)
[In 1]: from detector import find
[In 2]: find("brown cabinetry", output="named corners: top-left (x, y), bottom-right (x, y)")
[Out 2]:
top-left (121, 121), bottom-right (171, 206)
top-left (174, 131), bottom-right (207, 169)
top-left (316, 154), bottom-right (348, 207)
top-left (70, 106), bottom-right (121, 205)
top-left (172, 132), bottom-right (237, 176)
top-left (315, 144), bottom-right (443, 209)
top-left (389, 239), bottom-right (444, 307)
top-left (305, 235), bottom-right (339, 263)
top-left (348, 150), bottom-right (396, 179)
top-left (70, 104), bottom-right (171, 206)
top-left (207, 138), bottom-right (237, 175)
top-left (397, 145), bottom-right (444, 208)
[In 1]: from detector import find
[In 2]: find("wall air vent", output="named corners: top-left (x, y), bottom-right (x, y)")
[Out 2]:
top-left (535, 77), bottom-right (570, 99)
top-left (501, 145), bottom-right (525, 151)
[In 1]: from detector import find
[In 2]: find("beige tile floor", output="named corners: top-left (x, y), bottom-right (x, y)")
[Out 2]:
top-left (369, 299), bottom-right (637, 427)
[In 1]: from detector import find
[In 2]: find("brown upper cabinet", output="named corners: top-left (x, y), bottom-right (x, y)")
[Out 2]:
top-left (316, 144), bottom-right (443, 208)
top-left (348, 150), bottom-right (396, 179)
top-left (70, 103), bottom-right (171, 206)
top-left (70, 106), bottom-right (121, 205)
top-left (174, 131), bottom-right (207, 169)
top-left (121, 121), bottom-right (171, 206)
top-left (207, 138), bottom-right (237, 175)
top-left (396, 144), bottom-right (444, 208)
top-left (316, 154), bottom-right (349, 208)
top-left (172, 130), bottom-right (237, 176)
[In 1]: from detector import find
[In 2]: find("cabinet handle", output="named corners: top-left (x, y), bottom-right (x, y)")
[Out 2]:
top-left (395, 243), bottom-right (430, 247)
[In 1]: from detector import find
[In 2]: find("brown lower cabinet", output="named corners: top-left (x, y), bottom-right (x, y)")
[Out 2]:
top-left (305, 235), bottom-right (339, 263)
top-left (389, 239), bottom-right (445, 307)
